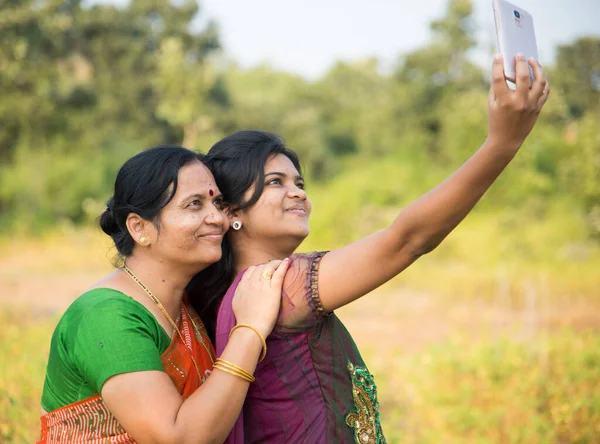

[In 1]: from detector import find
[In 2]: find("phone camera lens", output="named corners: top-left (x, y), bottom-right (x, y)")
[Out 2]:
top-left (514, 10), bottom-right (521, 18)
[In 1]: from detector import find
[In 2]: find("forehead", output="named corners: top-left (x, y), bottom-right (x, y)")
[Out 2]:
top-left (265, 154), bottom-right (299, 175)
top-left (174, 161), bottom-right (218, 195)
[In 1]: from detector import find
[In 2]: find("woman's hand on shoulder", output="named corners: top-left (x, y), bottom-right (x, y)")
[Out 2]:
top-left (232, 259), bottom-right (290, 338)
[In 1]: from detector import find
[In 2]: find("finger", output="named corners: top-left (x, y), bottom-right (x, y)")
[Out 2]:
top-left (269, 258), bottom-right (290, 289)
top-left (536, 82), bottom-right (550, 110)
top-left (265, 259), bottom-right (283, 271)
top-left (241, 265), bottom-right (257, 282)
top-left (250, 263), bottom-right (273, 282)
top-left (528, 58), bottom-right (547, 103)
top-left (491, 55), bottom-right (509, 102)
top-left (488, 84), bottom-right (495, 106)
top-left (257, 260), bottom-right (282, 281)
top-left (515, 53), bottom-right (531, 98)
top-left (243, 262), bottom-right (278, 283)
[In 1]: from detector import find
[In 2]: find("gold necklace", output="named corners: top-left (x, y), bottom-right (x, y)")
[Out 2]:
top-left (122, 265), bottom-right (215, 381)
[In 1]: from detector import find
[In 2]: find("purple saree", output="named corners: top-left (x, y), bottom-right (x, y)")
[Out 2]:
top-left (215, 252), bottom-right (386, 444)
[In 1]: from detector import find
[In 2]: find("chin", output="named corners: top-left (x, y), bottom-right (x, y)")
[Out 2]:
top-left (195, 248), bottom-right (223, 268)
top-left (291, 227), bottom-right (310, 245)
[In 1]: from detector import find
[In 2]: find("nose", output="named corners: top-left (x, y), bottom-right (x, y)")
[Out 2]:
top-left (288, 184), bottom-right (307, 200)
top-left (206, 206), bottom-right (226, 227)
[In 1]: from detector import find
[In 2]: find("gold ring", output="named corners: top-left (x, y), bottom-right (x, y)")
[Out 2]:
top-left (262, 271), bottom-right (273, 280)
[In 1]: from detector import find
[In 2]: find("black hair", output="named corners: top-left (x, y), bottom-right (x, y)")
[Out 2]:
top-left (99, 145), bottom-right (205, 258)
top-left (187, 130), bottom-right (302, 340)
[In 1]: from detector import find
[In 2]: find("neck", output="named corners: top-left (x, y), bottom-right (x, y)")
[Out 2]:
top-left (123, 254), bottom-right (200, 321)
top-left (231, 236), bottom-right (298, 274)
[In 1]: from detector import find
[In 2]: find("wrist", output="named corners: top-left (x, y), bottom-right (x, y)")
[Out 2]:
top-left (229, 326), bottom-right (262, 352)
top-left (230, 324), bottom-right (268, 362)
top-left (484, 135), bottom-right (521, 160)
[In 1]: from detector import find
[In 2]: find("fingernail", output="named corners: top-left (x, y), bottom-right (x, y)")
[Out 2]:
top-left (494, 54), bottom-right (502, 61)
top-left (516, 52), bottom-right (525, 60)
top-left (284, 257), bottom-right (290, 262)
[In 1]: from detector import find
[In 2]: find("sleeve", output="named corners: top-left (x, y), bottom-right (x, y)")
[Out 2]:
top-left (72, 297), bottom-right (166, 393)
top-left (275, 251), bottom-right (331, 332)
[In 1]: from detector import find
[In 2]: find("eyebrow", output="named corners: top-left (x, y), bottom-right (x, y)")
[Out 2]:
top-left (181, 192), bottom-right (223, 202)
top-left (265, 171), bottom-right (304, 181)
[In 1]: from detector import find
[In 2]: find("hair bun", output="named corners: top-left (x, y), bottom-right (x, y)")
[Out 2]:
top-left (99, 198), bottom-right (119, 236)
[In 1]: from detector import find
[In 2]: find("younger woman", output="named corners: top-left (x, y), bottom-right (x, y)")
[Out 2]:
top-left (191, 55), bottom-right (550, 443)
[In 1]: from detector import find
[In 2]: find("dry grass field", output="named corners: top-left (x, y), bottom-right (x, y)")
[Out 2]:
top-left (1, 228), bottom-right (599, 443)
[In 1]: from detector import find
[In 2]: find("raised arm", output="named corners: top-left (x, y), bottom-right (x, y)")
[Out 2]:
top-left (101, 260), bottom-right (288, 444)
top-left (318, 55), bottom-right (549, 312)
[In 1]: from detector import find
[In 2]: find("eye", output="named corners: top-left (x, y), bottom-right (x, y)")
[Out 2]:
top-left (296, 181), bottom-right (305, 190)
top-left (213, 196), bottom-right (226, 209)
top-left (186, 200), bottom-right (202, 208)
top-left (266, 178), bottom-right (282, 186)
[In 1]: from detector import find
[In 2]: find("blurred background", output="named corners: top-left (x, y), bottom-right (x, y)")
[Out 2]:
top-left (1, 0), bottom-right (599, 442)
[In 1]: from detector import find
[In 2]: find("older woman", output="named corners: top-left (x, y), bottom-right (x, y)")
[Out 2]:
top-left (39, 146), bottom-right (288, 443)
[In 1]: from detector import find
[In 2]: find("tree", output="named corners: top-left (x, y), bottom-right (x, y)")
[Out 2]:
top-left (554, 37), bottom-right (600, 119)
top-left (0, 0), bottom-right (222, 228)
top-left (393, 0), bottom-right (485, 159)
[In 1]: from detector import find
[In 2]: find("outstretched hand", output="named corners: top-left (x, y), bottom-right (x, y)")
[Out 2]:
top-left (487, 53), bottom-right (550, 151)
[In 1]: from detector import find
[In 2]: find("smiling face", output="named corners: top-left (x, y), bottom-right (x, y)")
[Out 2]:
top-left (235, 154), bottom-right (311, 250)
top-left (145, 161), bottom-right (229, 270)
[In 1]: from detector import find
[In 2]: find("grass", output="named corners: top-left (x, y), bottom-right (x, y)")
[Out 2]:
top-left (0, 310), bottom-right (58, 442)
top-left (372, 331), bottom-right (600, 443)
top-left (2, 310), bottom-right (599, 443)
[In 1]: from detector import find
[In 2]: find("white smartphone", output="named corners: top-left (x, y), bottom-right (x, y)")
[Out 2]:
top-left (492, 0), bottom-right (540, 82)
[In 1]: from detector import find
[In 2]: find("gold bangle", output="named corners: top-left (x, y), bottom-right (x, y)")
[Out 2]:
top-left (216, 358), bottom-right (254, 381)
top-left (229, 324), bottom-right (267, 363)
top-left (216, 358), bottom-right (254, 377)
top-left (214, 365), bottom-right (253, 383)
top-left (213, 363), bottom-right (255, 383)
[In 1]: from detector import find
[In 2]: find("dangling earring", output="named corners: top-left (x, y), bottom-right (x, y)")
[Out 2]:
top-left (139, 235), bottom-right (149, 245)
top-left (232, 221), bottom-right (242, 231)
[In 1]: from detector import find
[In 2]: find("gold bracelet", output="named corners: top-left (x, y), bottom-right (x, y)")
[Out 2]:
top-left (214, 364), bottom-right (253, 383)
top-left (229, 324), bottom-right (267, 363)
top-left (213, 362), bottom-right (255, 383)
top-left (216, 358), bottom-right (255, 381)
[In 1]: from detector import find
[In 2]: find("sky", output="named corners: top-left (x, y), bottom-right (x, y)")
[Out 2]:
top-left (96, 0), bottom-right (600, 79)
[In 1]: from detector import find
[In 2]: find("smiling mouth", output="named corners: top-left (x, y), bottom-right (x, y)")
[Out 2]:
top-left (199, 233), bottom-right (223, 241)
top-left (286, 208), bottom-right (307, 215)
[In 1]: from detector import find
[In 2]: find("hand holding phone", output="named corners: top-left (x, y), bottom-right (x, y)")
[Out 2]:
top-left (493, 0), bottom-right (540, 83)
top-left (487, 54), bottom-right (549, 152)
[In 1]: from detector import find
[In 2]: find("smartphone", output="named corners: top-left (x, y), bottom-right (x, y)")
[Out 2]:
top-left (492, 0), bottom-right (539, 83)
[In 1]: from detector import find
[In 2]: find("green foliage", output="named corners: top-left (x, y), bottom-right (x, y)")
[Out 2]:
top-left (0, 0), bottom-right (598, 245)
top-left (554, 37), bottom-right (600, 118)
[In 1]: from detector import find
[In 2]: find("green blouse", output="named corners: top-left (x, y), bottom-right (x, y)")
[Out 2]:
top-left (41, 288), bottom-right (171, 412)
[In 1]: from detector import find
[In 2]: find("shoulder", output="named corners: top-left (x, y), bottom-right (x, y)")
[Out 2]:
top-left (285, 251), bottom-right (328, 284)
top-left (58, 288), bottom-right (159, 340)
top-left (70, 287), bottom-right (137, 309)
top-left (289, 251), bottom-right (328, 265)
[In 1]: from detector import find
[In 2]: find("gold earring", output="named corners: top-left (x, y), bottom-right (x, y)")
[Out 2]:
top-left (140, 235), bottom-right (149, 245)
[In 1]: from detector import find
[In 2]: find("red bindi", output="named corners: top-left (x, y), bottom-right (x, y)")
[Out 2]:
top-left (209, 189), bottom-right (214, 197)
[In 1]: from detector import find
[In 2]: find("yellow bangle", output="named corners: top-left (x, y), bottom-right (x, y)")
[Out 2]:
top-left (229, 324), bottom-right (267, 363)
top-left (214, 363), bottom-right (255, 383)
top-left (215, 358), bottom-right (255, 381)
